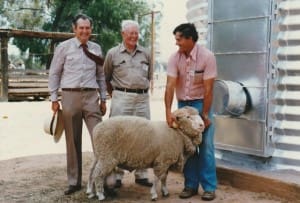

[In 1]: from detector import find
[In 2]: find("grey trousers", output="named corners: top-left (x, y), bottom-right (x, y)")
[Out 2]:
top-left (61, 90), bottom-right (102, 186)
top-left (110, 90), bottom-right (150, 179)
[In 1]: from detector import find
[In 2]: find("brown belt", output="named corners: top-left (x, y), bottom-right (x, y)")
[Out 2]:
top-left (115, 87), bottom-right (148, 94)
top-left (62, 88), bottom-right (97, 92)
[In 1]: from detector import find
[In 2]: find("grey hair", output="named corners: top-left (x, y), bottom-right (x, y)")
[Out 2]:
top-left (121, 20), bottom-right (139, 31)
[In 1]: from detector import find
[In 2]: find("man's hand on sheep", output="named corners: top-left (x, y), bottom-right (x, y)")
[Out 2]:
top-left (86, 106), bottom-right (205, 201)
top-left (201, 113), bottom-right (211, 129)
top-left (166, 109), bottom-right (176, 127)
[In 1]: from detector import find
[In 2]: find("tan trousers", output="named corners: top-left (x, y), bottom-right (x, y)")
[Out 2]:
top-left (110, 90), bottom-right (150, 180)
top-left (61, 90), bottom-right (102, 186)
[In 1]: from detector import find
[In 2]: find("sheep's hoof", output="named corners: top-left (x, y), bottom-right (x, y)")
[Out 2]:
top-left (151, 193), bottom-right (158, 201)
top-left (87, 193), bottom-right (95, 199)
top-left (162, 193), bottom-right (169, 198)
top-left (86, 188), bottom-right (92, 194)
top-left (97, 192), bottom-right (105, 201)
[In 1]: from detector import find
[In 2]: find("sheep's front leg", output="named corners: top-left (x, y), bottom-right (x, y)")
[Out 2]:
top-left (160, 172), bottom-right (169, 197)
top-left (150, 175), bottom-right (159, 201)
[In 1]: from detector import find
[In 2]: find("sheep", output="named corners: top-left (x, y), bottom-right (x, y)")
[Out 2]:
top-left (86, 106), bottom-right (205, 201)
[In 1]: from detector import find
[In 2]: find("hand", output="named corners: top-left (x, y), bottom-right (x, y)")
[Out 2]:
top-left (100, 101), bottom-right (106, 116)
top-left (201, 114), bottom-right (211, 129)
top-left (51, 101), bottom-right (60, 115)
top-left (166, 111), bottom-right (175, 127)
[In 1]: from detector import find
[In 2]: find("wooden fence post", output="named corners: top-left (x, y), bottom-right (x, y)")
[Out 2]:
top-left (0, 36), bottom-right (9, 101)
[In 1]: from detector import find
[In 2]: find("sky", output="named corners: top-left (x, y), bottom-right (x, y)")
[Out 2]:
top-left (158, 0), bottom-right (187, 63)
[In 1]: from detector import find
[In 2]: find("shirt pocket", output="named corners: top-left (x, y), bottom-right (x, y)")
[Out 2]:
top-left (193, 70), bottom-right (204, 84)
top-left (64, 54), bottom-right (81, 71)
top-left (65, 55), bottom-right (76, 66)
top-left (113, 60), bottom-right (128, 77)
top-left (140, 61), bottom-right (149, 78)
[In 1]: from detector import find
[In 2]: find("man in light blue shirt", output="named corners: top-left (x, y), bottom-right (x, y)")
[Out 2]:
top-left (48, 14), bottom-right (106, 195)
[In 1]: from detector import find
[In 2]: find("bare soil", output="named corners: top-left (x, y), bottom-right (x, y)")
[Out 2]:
top-left (0, 152), bottom-right (286, 203)
top-left (0, 98), bottom-right (290, 203)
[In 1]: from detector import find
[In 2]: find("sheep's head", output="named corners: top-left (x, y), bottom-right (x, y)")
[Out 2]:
top-left (172, 106), bottom-right (205, 145)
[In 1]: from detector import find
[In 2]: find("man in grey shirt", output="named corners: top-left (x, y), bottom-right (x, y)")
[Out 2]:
top-left (104, 19), bottom-right (153, 188)
top-left (48, 14), bottom-right (107, 195)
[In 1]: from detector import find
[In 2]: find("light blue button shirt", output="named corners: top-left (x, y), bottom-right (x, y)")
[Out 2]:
top-left (48, 37), bottom-right (106, 101)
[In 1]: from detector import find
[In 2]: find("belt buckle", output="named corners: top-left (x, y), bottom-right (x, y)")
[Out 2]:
top-left (81, 87), bottom-right (90, 91)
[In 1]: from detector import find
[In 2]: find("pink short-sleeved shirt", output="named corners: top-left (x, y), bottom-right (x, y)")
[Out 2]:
top-left (167, 44), bottom-right (217, 101)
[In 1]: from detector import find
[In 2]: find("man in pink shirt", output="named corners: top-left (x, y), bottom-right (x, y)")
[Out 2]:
top-left (164, 23), bottom-right (217, 201)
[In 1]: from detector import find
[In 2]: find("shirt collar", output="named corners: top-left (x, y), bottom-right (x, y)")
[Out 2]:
top-left (177, 44), bottom-right (198, 62)
top-left (120, 43), bottom-right (142, 53)
top-left (189, 44), bottom-right (198, 62)
top-left (73, 37), bottom-right (90, 48)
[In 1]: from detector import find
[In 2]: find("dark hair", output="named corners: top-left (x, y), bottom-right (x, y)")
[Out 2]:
top-left (72, 14), bottom-right (93, 27)
top-left (173, 23), bottom-right (198, 42)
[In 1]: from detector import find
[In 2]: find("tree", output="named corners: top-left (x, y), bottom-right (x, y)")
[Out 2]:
top-left (1, 0), bottom-right (151, 69)
top-left (43, 0), bottom-right (151, 53)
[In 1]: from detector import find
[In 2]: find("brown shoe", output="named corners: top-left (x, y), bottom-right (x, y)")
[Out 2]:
top-left (179, 188), bottom-right (198, 199)
top-left (135, 178), bottom-right (153, 187)
top-left (201, 191), bottom-right (216, 201)
top-left (64, 185), bottom-right (81, 195)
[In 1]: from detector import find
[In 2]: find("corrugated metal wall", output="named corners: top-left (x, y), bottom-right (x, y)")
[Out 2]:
top-left (187, 0), bottom-right (300, 171)
top-left (272, 0), bottom-right (300, 171)
top-left (186, 0), bottom-right (209, 45)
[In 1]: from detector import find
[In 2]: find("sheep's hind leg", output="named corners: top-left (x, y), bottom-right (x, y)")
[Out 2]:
top-left (150, 175), bottom-right (159, 201)
top-left (86, 158), bottom-right (97, 198)
top-left (94, 159), bottom-right (118, 201)
top-left (92, 160), bottom-right (106, 200)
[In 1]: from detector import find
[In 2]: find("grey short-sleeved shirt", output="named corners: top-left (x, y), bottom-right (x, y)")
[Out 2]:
top-left (104, 43), bottom-right (152, 89)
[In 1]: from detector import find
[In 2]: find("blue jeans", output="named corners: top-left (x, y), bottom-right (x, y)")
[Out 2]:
top-left (178, 100), bottom-right (217, 192)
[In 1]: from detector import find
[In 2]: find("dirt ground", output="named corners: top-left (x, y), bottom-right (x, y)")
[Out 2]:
top-left (0, 96), bottom-right (290, 203)
top-left (0, 152), bottom-right (286, 203)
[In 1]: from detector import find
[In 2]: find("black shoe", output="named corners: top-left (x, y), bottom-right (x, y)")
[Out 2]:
top-left (115, 179), bottom-right (122, 188)
top-left (135, 178), bottom-right (153, 187)
top-left (104, 185), bottom-right (118, 197)
top-left (201, 191), bottom-right (216, 201)
top-left (179, 187), bottom-right (198, 199)
top-left (64, 185), bottom-right (81, 195)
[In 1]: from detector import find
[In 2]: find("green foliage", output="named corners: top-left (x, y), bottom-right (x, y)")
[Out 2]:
top-left (1, 0), bottom-right (153, 69)
top-left (43, 0), bottom-right (151, 53)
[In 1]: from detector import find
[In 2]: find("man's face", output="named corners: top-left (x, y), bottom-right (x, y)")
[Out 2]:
top-left (121, 25), bottom-right (139, 48)
top-left (174, 32), bottom-right (194, 54)
top-left (73, 18), bottom-right (92, 44)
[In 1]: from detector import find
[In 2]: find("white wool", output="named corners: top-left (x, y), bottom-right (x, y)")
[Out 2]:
top-left (86, 106), bottom-right (204, 201)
